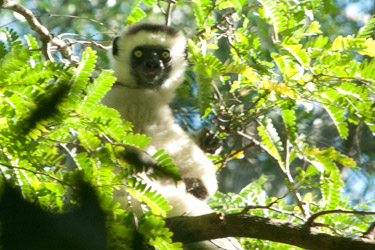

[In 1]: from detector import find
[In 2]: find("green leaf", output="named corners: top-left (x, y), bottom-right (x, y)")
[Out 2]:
top-left (139, 214), bottom-right (183, 249)
top-left (1, 28), bottom-right (22, 48)
top-left (0, 46), bottom-right (30, 81)
top-left (283, 44), bottom-right (310, 68)
top-left (192, 1), bottom-right (206, 26)
top-left (258, 0), bottom-right (288, 38)
top-left (0, 40), bottom-right (7, 59)
top-left (325, 105), bottom-right (349, 139)
top-left (126, 178), bottom-right (171, 217)
top-left (124, 133), bottom-right (151, 149)
top-left (68, 47), bottom-right (97, 107)
top-left (204, 54), bottom-right (225, 74)
top-left (357, 17), bottom-right (375, 39)
top-left (321, 169), bottom-right (343, 209)
top-left (322, 0), bottom-right (335, 14)
top-left (194, 64), bottom-right (213, 116)
top-left (125, 0), bottom-right (147, 25)
top-left (282, 109), bottom-right (297, 144)
top-left (81, 70), bottom-right (116, 112)
top-left (143, 0), bottom-right (156, 6)
top-left (304, 147), bottom-right (348, 209)
top-left (77, 129), bottom-right (101, 152)
top-left (257, 117), bottom-right (284, 166)
top-left (153, 151), bottom-right (181, 182)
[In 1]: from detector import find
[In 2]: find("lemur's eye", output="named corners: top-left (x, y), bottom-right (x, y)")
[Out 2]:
top-left (161, 50), bottom-right (170, 59)
top-left (134, 50), bottom-right (143, 58)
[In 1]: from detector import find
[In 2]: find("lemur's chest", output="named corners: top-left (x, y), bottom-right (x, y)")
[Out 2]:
top-left (101, 86), bottom-right (176, 136)
top-left (121, 102), bottom-right (174, 135)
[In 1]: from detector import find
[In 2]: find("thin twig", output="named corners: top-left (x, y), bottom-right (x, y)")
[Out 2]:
top-left (196, 4), bottom-right (261, 38)
top-left (214, 142), bottom-right (255, 172)
top-left (242, 204), bottom-right (306, 222)
top-left (60, 143), bottom-right (81, 170)
top-left (196, 10), bottom-right (234, 38)
top-left (281, 114), bottom-right (307, 218)
top-left (307, 209), bottom-right (375, 226)
top-left (61, 37), bottom-right (110, 50)
top-left (237, 130), bottom-right (307, 217)
top-left (157, 0), bottom-right (166, 15)
top-left (165, 0), bottom-right (174, 26)
top-left (39, 135), bottom-right (80, 146)
top-left (315, 74), bottom-right (375, 91)
top-left (242, 192), bottom-right (306, 222)
top-left (0, 162), bottom-right (67, 186)
top-left (42, 13), bottom-right (106, 27)
top-left (312, 223), bottom-right (344, 236)
top-left (0, 0), bottom-right (68, 60)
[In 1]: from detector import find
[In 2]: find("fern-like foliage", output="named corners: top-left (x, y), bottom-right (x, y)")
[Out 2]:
top-left (191, 0), bottom-right (214, 26)
top-left (81, 70), bottom-right (116, 112)
top-left (3, 1), bottom-right (375, 248)
top-left (126, 177), bottom-right (172, 217)
top-left (152, 149), bottom-right (181, 182)
top-left (0, 46), bottom-right (31, 81)
top-left (138, 213), bottom-right (183, 249)
top-left (281, 109), bottom-right (297, 159)
top-left (0, 30), bottom-right (182, 249)
top-left (258, 0), bottom-right (288, 39)
top-left (357, 17), bottom-right (375, 39)
top-left (304, 147), bottom-right (356, 209)
top-left (257, 117), bottom-right (284, 167)
top-left (125, 0), bottom-right (156, 24)
top-left (194, 64), bottom-right (213, 116)
top-left (68, 47), bottom-right (97, 107)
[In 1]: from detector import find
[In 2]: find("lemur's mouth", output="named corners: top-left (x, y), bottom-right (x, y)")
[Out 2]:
top-left (145, 71), bottom-right (157, 76)
top-left (139, 70), bottom-right (164, 88)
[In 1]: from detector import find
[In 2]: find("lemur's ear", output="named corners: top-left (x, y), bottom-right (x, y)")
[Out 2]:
top-left (112, 36), bottom-right (120, 56)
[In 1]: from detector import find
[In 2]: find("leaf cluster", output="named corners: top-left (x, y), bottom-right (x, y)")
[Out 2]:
top-left (2, 0), bottom-right (375, 249)
top-left (0, 29), bottom-right (182, 249)
top-left (186, 0), bottom-right (375, 247)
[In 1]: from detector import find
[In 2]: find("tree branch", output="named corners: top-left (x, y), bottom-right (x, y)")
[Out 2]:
top-left (362, 222), bottom-right (375, 240)
top-left (165, 212), bottom-right (375, 250)
top-left (0, 0), bottom-right (69, 60)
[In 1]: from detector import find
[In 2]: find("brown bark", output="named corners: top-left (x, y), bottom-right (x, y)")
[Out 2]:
top-left (166, 213), bottom-right (375, 250)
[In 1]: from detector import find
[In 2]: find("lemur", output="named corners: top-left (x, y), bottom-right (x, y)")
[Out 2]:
top-left (102, 23), bottom-right (243, 250)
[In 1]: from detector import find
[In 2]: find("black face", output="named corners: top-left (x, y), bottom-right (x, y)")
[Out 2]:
top-left (130, 45), bottom-right (172, 88)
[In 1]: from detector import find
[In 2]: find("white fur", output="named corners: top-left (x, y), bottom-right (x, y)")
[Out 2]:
top-left (102, 24), bottom-right (243, 250)
top-left (111, 28), bottom-right (187, 90)
top-left (102, 25), bottom-right (217, 216)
